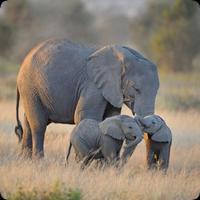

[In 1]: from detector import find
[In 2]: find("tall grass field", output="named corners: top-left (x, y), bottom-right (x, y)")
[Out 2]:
top-left (0, 66), bottom-right (200, 199)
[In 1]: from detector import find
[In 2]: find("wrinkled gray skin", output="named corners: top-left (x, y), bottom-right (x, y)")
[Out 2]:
top-left (138, 115), bottom-right (172, 171)
top-left (66, 115), bottom-right (143, 167)
top-left (15, 38), bottom-right (159, 158)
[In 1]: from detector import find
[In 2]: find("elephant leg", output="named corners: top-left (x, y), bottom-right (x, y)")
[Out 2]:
top-left (82, 147), bottom-right (102, 168)
top-left (74, 87), bottom-right (107, 123)
top-left (77, 145), bottom-right (91, 159)
top-left (101, 136), bottom-right (121, 166)
top-left (145, 137), bottom-right (157, 169)
top-left (31, 121), bottom-right (47, 159)
top-left (103, 103), bottom-right (121, 119)
top-left (148, 150), bottom-right (157, 169)
top-left (74, 104), bottom-right (107, 123)
top-left (21, 114), bottom-right (32, 158)
top-left (72, 138), bottom-right (91, 161)
top-left (25, 97), bottom-right (48, 159)
top-left (158, 143), bottom-right (171, 171)
top-left (81, 153), bottom-right (94, 169)
top-left (74, 143), bottom-right (94, 169)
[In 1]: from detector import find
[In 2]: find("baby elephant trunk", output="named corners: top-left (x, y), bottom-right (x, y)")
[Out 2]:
top-left (126, 136), bottom-right (142, 148)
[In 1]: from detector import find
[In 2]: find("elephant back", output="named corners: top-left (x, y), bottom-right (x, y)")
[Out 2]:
top-left (70, 119), bottom-right (102, 149)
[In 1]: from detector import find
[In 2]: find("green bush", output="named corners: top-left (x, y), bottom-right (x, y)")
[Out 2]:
top-left (8, 182), bottom-right (82, 200)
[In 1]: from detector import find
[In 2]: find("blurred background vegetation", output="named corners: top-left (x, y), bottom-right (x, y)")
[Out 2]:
top-left (0, 0), bottom-right (200, 110)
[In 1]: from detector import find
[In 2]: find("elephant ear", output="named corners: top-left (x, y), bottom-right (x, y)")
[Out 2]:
top-left (99, 118), bottom-right (125, 141)
top-left (87, 46), bottom-right (123, 108)
top-left (104, 124), bottom-right (125, 140)
top-left (151, 124), bottom-right (172, 142)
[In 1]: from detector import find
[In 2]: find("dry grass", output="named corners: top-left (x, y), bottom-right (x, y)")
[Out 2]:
top-left (0, 101), bottom-right (200, 200)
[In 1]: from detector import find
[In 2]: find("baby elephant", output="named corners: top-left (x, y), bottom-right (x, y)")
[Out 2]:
top-left (138, 115), bottom-right (172, 171)
top-left (66, 115), bottom-right (143, 167)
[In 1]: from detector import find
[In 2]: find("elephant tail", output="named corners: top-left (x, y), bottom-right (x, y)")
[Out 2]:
top-left (14, 87), bottom-right (23, 143)
top-left (65, 142), bottom-right (72, 166)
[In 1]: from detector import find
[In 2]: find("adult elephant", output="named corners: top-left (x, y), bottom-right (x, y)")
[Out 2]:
top-left (15, 39), bottom-right (159, 158)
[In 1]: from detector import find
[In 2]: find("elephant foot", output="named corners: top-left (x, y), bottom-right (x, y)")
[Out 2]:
top-left (157, 161), bottom-right (168, 172)
top-left (147, 162), bottom-right (168, 173)
top-left (32, 151), bottom-right (44, 160)
top-left (147, 163), bottom-right (157, 170)
top-left (20, 147), bottom-right (32, 159)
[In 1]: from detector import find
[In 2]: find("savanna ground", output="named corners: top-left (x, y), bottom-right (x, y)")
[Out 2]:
top-left (0, 62), bottom-right (200, 200)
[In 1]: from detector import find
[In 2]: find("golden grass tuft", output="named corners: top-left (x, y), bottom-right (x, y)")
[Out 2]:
top-left (0, 101), bottom-right (200, 199)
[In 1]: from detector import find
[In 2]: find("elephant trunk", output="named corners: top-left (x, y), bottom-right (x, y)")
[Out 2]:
top-left (125, 136), bottom-right (142, 148)
top-left (135, 116), bottom-right (149, 129)
top-left (133, 96), bottom-right (156, 118)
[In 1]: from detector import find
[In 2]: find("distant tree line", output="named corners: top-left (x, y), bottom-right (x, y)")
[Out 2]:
top-left (130, 0), bottom-right (200, 72)
top-left (0, 0), bottom-right (97, 62)
top-left (0, 0), bottom-right (199, 72)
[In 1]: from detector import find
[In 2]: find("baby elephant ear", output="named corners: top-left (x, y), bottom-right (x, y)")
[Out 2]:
top-left (151, 125), bottom-right (172, 142)
top-left (100, 119), bottom-right (125, 141)
top-left (87, 46), bottom-right (123, 108)
top-left (105, 125), bottom-right (125, 140)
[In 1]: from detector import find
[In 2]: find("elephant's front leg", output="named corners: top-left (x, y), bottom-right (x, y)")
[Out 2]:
top-left (74, 88), bottom-right (107, 123)
top-left (145, 137), bottom-right (157, 169)
top-left (101, 136), bottom-right (122, 166)
top-left (147, 150), bottom-right (157, 169)
top-left (158, 143), bottom-right (171, 171)
top-left (103, 103), bottom-right (121, 119)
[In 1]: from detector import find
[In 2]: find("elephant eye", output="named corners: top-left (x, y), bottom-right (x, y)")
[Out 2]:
top-left (128, 126), bottom-right (133, 129)
top-left (152, 121), bottom-right (156, 125)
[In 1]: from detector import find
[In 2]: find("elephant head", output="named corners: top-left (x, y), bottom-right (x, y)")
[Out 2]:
top-left (99, 115), bottom-right (143, 147)
top-left (138, 115), bottom-right (172, 142)
top-left (87, 45), bottom-right (159, 117)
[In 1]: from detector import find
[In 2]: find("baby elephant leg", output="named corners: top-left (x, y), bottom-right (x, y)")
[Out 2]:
top-left (73, 140), bottom-right (101, 170)
top-left (158, 143), bottom-right (171, 171)
top-left (81, 147), bottom-right (102, 169)
top-left (101, 136), bottom-right (122, 166)
top-left (73, 142), bottom-right (90, 161)
top-left (145, 139), bottom-right (157, 169)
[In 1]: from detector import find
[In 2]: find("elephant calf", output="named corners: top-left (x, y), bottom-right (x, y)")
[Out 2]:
top-left (138, 115), bottom-right (172, 171)
top-left (66, 115), bottom-right (143, 167)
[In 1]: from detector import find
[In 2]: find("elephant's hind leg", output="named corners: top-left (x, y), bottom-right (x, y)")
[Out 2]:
top-left (73, 139), bottom-right (92, 168)
top-left (21, 115), bottom-right (32, 158)
top-left (25, 96), bottom-right (48, 159)
top-left (74, 142), bottom-right (91, 160)
top-left (82, 147), bottom-right (101, 168)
